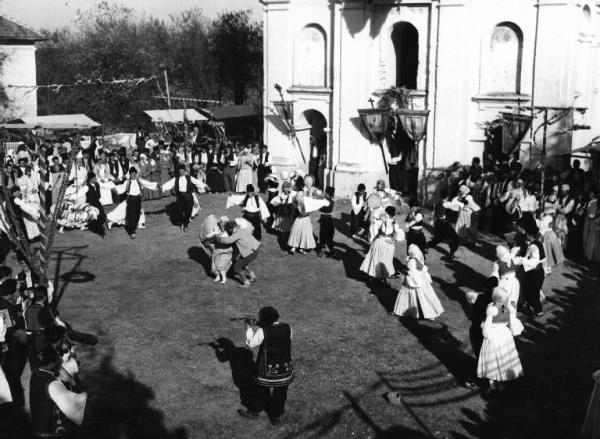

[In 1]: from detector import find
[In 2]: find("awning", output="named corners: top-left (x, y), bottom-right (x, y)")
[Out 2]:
top-left (203, 105), bottom-right (258, 120)
top-left (143, 109), bottom-right (208, 123)
top-left (21, 114), bottom-right (101, 128)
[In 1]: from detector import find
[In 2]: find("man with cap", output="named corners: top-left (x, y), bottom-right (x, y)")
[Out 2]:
top-left (161, 165), bottom-right (208, 231)
top-left (111, 167), bottom-right (158, 239)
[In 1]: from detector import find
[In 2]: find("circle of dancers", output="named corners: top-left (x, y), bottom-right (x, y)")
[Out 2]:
top-left (2, 135), bottom-right (600, 435)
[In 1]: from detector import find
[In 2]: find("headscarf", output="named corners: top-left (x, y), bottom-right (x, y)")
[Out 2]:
top-left (408, 244), bottom-right (425, 269)
top-left (492, 287), bottom-right (509, 306)
top-left (459, 185), bottom-right (470, 197)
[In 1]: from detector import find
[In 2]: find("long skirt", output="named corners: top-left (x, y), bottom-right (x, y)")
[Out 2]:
top-left (542, 230), bottom-right (565, 267)
top-left (212, 247), bottom-right (233, 274)
top-left (56, 200), bottom-right (99, 229)
top-left (146, 171), bottom-right (162, 200)
top-left (393, 284), bottom-right (444, 319)
top-left (236, 169), bottom-right (254, 193)
top-left (477, 323), bottom-right (523, 382)
top-left (288, 216), bottom-right (316, 249)
top-left (456, 209), bottom-right (475, 240)
top-left (107, 200), bottom-right (146, 227)
top-left (360, 237), bottom-right (395, 279)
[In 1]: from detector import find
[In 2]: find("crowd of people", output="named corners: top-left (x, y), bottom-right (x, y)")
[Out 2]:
top-left (1, 127), bottom-right (600, 433)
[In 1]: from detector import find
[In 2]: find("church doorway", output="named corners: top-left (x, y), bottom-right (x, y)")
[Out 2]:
top-left (303, 109), bottom-right (327, 189)
top-left (389, 21), bottom-right (420, 196)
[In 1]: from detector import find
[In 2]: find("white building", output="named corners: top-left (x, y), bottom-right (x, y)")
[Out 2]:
top-left (0, 13), bottom-right (44, 120)
top-left (260, 0), bottom-right (600, 196)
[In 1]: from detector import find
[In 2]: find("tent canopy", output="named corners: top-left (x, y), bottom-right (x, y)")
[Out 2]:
top-left (2, 113), bottom-right (101, 130)
top-left (143, 109), bottom-right (208, 123)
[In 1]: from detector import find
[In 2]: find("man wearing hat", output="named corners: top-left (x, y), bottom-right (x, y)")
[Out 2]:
top-left (161, 165), bottom-right (208, 231)
top-left (112, 167), bottom-right (158, 239)
top-left (85, 172), bottom-right (107, 238)
top-left (241, 184), bottom-right (270, 241)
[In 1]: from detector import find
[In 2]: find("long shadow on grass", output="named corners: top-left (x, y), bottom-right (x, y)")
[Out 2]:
top-left (187, 246), bottom-right (212, 276)
top-left (80, 352), bottom-right (187, 439)
top-left (205, 338), bottom-right (257, 412)
top-left (50, 245), bottom-right (91, 306)
top-left (453, 262), bottom-right (600, 439)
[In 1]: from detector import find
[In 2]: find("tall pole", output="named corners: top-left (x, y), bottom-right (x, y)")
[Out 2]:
top-left (164, 70), bottom-right (171, 109)
top-left (540, 108), bottom-right (548, 204)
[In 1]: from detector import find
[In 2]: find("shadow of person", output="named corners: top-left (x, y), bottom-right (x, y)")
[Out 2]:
top-left (79, 353), bottom-right (187, 439)
top-left (333, 214), bottom-right (353, 239)
top-left (206, 338), bottom-right (257, 411)
top-left (164, 201), bottom-right (179, 226)
top-left (399, 319), bottom-right (477, 388)
top-left (187, 246), bottom-right (212, 276)
top-left (369, 281), bottom-right (398, 314)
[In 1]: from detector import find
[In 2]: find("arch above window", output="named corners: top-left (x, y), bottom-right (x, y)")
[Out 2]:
top-left (295, 24), bottom-right (327, 87)
top-left (483, 22), bottom-right (523, 95)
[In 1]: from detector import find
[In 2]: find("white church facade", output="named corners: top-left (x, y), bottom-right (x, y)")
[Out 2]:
top-left (0, 13), bottom-right (44, 120)
top-left (260, 0), bottom-right (600, 196)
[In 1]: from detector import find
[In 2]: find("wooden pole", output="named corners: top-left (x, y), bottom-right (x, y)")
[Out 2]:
top-left (164, 70), bottom-right (171, 109)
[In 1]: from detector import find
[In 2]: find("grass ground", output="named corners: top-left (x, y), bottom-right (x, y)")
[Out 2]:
top-left (10, 193), bottom-right (599, 438)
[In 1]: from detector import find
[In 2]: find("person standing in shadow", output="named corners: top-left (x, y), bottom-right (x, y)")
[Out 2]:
top-left (237, 306), bottom-right (294, 425)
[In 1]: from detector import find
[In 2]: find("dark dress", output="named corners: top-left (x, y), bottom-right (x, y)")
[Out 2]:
top-left (206, 152), bottom-right (225, 193)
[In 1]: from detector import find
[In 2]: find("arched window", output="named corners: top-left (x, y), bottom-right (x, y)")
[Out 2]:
top-left (484, 22), bottom-right (523, 94)
top-left (391, 22), bottom-right (419, 89)
top-left (296, 25), bottom-right (327, 87)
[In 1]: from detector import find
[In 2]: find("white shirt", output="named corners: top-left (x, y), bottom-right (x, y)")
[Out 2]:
top-left (245, 322), bottom-right (293, 349)
top-left (242, 195), bottom-right (270, 220)
top-left (161, 175), bottom-right (206, 193)
top-left (351, 193), bottom-right (366, 215)
top-left (115, 178), bottom-right (157, 196)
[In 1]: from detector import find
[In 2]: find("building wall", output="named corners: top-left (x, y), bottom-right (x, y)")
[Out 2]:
top-left (0, 44), bottom-right (37, 119)
top-left (261, 0), bottom-right (600, 196)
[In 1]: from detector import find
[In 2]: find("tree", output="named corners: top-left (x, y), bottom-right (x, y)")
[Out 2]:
top-left (210, 10), bottom-right (262, 105)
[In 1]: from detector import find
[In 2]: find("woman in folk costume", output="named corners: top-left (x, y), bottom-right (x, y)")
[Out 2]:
top-left (287, 190), bottom-right (316, 255)
top-left (566, 189), bottom-right (587, 260)
top-left (537, 214), bottom-right (564, 267)
top-left (235, 147), bottom-right (257, 193)
top-left (477, 287), bottom-right (524, 393)
top-left (554, 183), bottom-right (574, 249)
top-left (107, 167), bottom-right (158, 239)
top-left (200, 215), bottom-right (234, 284)
top-left (372, 179), bottom-right (398, 209)
top-left (448, 184), bottom-right (481, 245)
top-left (360, 206), bottom-right (405, 281)
top-left (92, 153), bottom-right (116, 206)
top-left (392, 244), bottom-right (444, 320)
top-left (270, 181), bottom-right (296, 249)
top-left (159, 146), bottom-right (174, 194)
top-left (543, 184), bottom-right (560, 215)
top-left (55, 183), bottom-right (99, 233)
top-left (490, 245), bottom-right (520, 307)
top-left (584, 190), bottom-right (600, 262)
top-left (137, 154), bottom-right (156, 201)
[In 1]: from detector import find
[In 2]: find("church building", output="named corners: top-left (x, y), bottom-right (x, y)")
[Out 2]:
top-left (260, 0), bottom-right (600, 196)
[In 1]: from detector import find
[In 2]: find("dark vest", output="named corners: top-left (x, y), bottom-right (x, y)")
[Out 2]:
top-left (175, 176), bottom-right (194, 195)
top-left (30, 369), bottom-right (76, 437)
top-left (256, 323), bottom-right (293, 387)
top-left (319, 198), bottom-right (334, 215)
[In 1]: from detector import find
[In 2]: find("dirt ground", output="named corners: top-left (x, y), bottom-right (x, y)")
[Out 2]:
top-left (6, 193), bottom-right (599, 439)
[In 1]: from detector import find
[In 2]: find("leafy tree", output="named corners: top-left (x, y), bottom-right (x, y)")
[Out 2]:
top-left (210, 10), bottom-right (262, 105)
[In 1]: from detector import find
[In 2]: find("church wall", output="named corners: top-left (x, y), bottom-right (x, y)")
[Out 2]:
top-left (0, 44), bottom-right (37, 119)
top-left (261, 0), bottom-right (600, 196)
